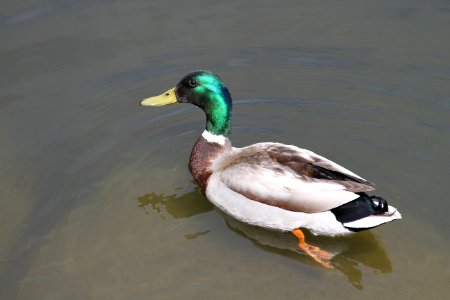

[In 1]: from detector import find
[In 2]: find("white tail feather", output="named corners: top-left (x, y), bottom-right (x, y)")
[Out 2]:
top-left (343, 205), bottom-right (402, 229)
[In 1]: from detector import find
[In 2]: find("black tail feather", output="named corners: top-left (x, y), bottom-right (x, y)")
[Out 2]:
top-left (331, 193), bottom-right (389, 224)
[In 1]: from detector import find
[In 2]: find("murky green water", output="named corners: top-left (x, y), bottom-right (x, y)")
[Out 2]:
top-left (1, 0), bottom-right (450, 299)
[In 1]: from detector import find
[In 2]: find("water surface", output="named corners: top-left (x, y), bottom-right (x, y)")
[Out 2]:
top-left (1, 0), bottom-right (449, 299)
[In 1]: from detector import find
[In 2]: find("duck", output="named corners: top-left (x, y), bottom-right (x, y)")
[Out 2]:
top-left (140, 70), bottom-right (401, 268)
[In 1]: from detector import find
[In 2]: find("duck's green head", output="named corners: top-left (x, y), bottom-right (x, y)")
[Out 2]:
top-left (141, 71), bottom-right (232, 136)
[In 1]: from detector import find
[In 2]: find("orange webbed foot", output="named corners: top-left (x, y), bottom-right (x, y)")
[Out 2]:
top-left (292, 228), bottom-right (334, 269)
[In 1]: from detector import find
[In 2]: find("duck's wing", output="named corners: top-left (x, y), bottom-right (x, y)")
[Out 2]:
top-left (214, 142), bottom-right (375, 213)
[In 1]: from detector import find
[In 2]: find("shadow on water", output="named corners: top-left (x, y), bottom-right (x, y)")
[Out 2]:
top-left (137, 188), bottom-right (392, 289)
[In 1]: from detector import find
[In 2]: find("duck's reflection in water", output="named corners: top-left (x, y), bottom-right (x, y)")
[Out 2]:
top-left (137, 188), bottom-right (392, 289)
top-left (137, 187), bottom-right (213, 219)
top-left (222, 213), bottom-right (392, 289)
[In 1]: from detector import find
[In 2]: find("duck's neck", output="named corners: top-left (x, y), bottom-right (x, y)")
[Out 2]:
top-left (201, 130), bottom-right (228, 145)
top-left (203, 90), bottom-right (232, 136)
top-left (189, 130), bottom-right (231, 192)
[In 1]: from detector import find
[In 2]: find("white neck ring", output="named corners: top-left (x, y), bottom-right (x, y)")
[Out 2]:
top-left (202, 130), bottom-right (226, 145)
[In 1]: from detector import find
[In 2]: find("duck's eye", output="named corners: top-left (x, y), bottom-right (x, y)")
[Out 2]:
top-left (188, 79), bottom-right (197, 88)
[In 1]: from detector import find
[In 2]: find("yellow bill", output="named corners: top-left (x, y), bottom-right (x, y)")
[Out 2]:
top-left (141, 87), bottom-right (177, 106)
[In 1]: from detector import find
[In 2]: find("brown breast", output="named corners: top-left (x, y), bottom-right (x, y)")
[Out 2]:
top-left (189, 135), bottom-right (230, 192)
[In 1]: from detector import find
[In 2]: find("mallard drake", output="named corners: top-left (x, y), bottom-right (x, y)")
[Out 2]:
top-left (140, 71), bottom-right (401, 268)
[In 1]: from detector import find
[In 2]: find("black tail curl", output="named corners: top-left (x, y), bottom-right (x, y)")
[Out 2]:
top-left (330, 193), bottom-right (389, 224)
top-left (369, 195), bottom-right (388, 214)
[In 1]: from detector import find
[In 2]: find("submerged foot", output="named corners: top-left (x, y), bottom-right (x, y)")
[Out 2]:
top-left (292, 228), bottom-right (334, 269)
